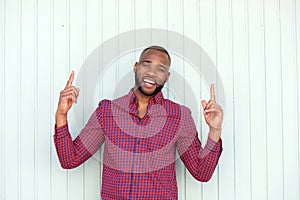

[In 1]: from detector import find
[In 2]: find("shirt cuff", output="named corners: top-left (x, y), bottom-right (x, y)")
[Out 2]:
top-left (205, 136), bottom-right (223, 153)
top-left (54, 122), bottom-right (69, 139)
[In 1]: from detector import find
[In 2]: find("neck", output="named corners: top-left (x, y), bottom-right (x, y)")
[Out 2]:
top-left (133, 86), bottom-right (153, 107)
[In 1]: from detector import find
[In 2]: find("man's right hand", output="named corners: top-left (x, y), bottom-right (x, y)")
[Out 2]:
top-left (55, 71), bottom-right (80, 127)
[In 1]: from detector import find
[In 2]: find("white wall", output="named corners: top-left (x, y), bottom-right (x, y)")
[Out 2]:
top-left (0, 0), bottom-right (299, 199)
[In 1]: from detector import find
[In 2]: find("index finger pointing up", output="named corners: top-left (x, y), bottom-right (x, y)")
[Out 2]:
top-left (210, 84), bottom-right (215, 101)
top-left (65, 70), bottom-right (74, 89)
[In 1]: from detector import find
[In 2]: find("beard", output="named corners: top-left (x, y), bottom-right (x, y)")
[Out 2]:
top-left (134, 72), bottom-right (165, 97)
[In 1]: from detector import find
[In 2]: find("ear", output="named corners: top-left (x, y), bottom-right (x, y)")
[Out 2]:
top-left (133, 62), bottom-right (139, 72)
top-left (165, 72), bottom-right (171, 82)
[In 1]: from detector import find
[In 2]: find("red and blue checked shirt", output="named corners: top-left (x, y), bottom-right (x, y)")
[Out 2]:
top-left (54, 89), bottom-right (222, 199)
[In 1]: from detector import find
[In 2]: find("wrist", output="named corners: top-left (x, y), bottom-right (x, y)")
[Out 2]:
top-left (55, 112), bottom-right (68, 127)
top-left (209, 127), bottom-right (221, 142)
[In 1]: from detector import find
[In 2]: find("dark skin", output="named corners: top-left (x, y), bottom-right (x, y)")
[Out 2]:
top-left (55, 49), bottom-right (223, 142)
top-left (133, 49), bottom-right (170, 118)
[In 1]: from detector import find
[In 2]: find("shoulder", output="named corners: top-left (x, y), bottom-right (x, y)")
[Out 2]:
top-left (97, 94), bottom-right (129, 111)
top-left (98, 99), bottom-right (111, 109)
top-left (163, 98), bottom-right (192, 117)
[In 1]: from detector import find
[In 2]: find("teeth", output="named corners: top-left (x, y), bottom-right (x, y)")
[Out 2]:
top-left (144, 78), bottom-right (155, 84)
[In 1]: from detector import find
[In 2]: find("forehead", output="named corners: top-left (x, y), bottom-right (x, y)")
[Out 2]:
top-left (140, 49), bottom-right (170, 66)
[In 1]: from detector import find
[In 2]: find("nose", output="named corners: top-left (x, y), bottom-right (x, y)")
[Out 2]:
top-left (145, 65), bottom-right (157, 77)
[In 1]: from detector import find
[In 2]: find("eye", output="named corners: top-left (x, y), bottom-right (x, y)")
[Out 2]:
top-left (141, 64), bottom-right (150, 68)
top-left (158, 67), bottom-right (166, 73)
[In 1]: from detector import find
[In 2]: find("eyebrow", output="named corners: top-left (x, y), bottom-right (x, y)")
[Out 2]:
top-left (140, 59), bottom-right (152, 64)
top-left (140, 60), bottom-right (169, 68)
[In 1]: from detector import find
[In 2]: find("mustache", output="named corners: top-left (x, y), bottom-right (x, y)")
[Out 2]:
top-left (134, 72), bottom-right (166, 96)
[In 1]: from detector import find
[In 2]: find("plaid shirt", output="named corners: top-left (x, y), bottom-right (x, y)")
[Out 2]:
top-left (54, 89), bottom-right (222, 199)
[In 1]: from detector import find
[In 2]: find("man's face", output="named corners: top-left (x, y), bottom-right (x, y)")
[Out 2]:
top-left (134, 49), bottom-right (170, 97)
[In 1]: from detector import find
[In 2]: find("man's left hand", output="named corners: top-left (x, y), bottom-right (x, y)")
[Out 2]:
top-left (201, 84), bottom-right (223, 142)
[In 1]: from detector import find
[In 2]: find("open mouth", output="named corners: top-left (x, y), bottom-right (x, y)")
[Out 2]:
top-left (143, 78), bottom-right (156, 87)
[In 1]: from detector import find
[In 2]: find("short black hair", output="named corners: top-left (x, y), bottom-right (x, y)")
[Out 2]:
top-left (139, 46), bottom-right (171, 65)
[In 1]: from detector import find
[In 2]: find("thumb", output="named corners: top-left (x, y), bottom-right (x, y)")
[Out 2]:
top-left (76, 88), bottom-right (80, 95)
top-left (201, 100), bottom-right (207, 109)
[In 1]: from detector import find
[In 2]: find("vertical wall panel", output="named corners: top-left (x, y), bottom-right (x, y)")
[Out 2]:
top-left (68, 0), bottom-right (85, 199)
top-left (134, 0), bottom-right (151, 30)
top-left (85, 0), bottom-right (102, 199)
top-left (119, 0), bottom-right (134, 32)
top-left (216, 0), bottom-right (235, 199)
top-left (199, 0), bottom-right (219, 200)
top-left (151, 0), bottom-right (167, 29)
top-left (102, 0), bottom-right (117, 97)
top-left (183, 1), bottom-right (203, 199)
top-left (51, 0), bottom-right (68, 199)
top-left (20, 0), bottom-right (36, 199)
top-left (37, 0), bottom-right (52, 199)
top-left (248, 0), bottom-right (268, 199)
top-left (4, 0), bottom-right (20, 199)
top-left (166, 0), bottom-right (186, 199)
top-left (86, 0), bottom-right (101, 56)
top-left (280, 0), bottom-right (299, 199)
top-left (0, 0), bottom-right (5, 199)
top-left (117, 0), bottom-right (135, 97)
top-left (134, 0), bottom-right (151, 58)
top-left (97, 0), bottom-right (104, 197)
top-left (297, 0), bottom-right (300, 198)
top-left (50, 0), bottom-right (55, 199)
top-left (264, 0), bottom-right (284, 200)
top-left (231, 0), bottom-right (252, 199)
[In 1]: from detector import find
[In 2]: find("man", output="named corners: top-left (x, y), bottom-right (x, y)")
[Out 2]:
top-left (54, 46), bottom-right (223, 199)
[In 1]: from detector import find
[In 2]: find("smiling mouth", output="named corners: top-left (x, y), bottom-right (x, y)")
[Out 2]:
top-left (143, 78), bottom-right (155, 85)
top-left (142, 78), bottom-right (157, 88)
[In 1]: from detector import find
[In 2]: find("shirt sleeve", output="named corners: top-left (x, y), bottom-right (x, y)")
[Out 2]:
top-left (53, 104), bottom-right (106, 169)
top-left (176, 106), bottom-right (222, 182)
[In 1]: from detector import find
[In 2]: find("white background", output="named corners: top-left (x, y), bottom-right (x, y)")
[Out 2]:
top-left (0, 0), bottom-right (299, 199)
